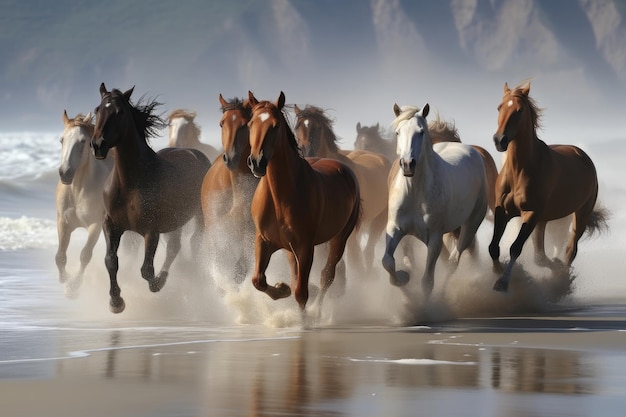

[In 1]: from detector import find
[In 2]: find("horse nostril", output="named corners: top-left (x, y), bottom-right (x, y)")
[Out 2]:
top-left (223, 153), bottom-right (228, 163)
top-left (247, 155), bottom-right (253, 169)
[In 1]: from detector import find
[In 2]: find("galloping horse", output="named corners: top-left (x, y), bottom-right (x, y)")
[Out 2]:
top-left (489, 82), bottom-right (608, 292)
top-left (246, 91), bottom-right (361, 319)
top-left (383, 103), bottom-right (487, 297)
top-left (168, 109), bottom-right (221, 162)
top-left (355, 118), bottom-right (498, 216)
top-left (91, 83), bottom-right (212, 313)
top-left (200, 95), bottom-right (257, 288)
top-left (56, 111), bottom-right (113, 295)
top-left (294, 105), bottom-right (391, 272)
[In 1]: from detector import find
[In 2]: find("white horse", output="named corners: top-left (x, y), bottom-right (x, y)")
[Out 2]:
top-left (56, 110), bottom-right (113, 296)
top-left (168, 109), bottom-right (221, 163)
top-left (382, 103), bottom-right (488, 297)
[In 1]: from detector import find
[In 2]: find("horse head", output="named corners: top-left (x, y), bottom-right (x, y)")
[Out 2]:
top-left (92, 82), bottom-right (134, 159)
top-left (294, 104), bottom-right (338, 158)
top-left (354, 122), bottom-right (381, 150)
top-left (247, 91), bottom-right (286, 178)
top-left (219, 94), bottom-right (252, 171)
top-left (59, 110), bottom-right (93, 184)
top-left (493, 82), bottom-right (531, 152)
top-left (168, 109), bottom-right (198, 148)
top-left (393, 102), bottom-right (430, 177)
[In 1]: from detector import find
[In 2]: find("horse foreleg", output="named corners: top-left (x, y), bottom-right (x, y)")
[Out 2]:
top-left (493, 215), bottom-right (536, 292)
top-left (103, 218), bottom-right (124, 313)
top-left (55, 222), bottom-right (72, 284)
top-left (293, 245), bottom-right (315, 314)
top-left (251, 237), bottom-right (288, 300)
top-left (155, 228), bottom-right (183, 290)
top-left (532, 221), bottom-right (551, 266)
top-left (363, 210), bottom-right (387, 270)
top-left (489, 206), bottom-right (510, 273)
top-left (422, 235), bottom-right (443, 298)
top-left (65, 222), bottom-right (100, 298)
top-left (382, 229), bottom-right (409, 287)
top-left (141, 232), bottom-right (162, 293)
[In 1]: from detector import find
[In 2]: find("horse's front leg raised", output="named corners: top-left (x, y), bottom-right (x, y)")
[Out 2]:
top-left (251, 236), bottom-right (289, 300)
top-left (103, 217), bottom-right (124, 313)
top-left (382, 228), bottom-right (409, 287)
top-left (156, 228), bottom-right (183, 289)
top-left (493, 211), bottom-right (537, 292)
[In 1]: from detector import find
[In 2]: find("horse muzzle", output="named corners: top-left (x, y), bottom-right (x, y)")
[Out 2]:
top-left (247, 154), bottom-right (267, 178)
top-left (493, 133), bottom-right (509, 152)
top-left (58, 167), bottom-right (75, 185)
top-left (91, 137), bottom-right (109, 160)
top-left (223, 152), bottom-right (238, 171)
top-left (399, 157), bottom-right (416, 177)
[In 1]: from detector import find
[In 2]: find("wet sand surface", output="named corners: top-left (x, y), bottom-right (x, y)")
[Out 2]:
top-left (2, 309), bottom-right (626, 417)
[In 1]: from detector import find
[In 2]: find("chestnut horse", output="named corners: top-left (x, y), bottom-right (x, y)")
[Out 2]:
top-left (355, 118), bottom-right (498, 216)
top-left (489, 82), bottom-right (608, 292)
top-left (91, 83), bottom-right (212, 313)
top-left (246, 91), bottom-right (361, 320)
top-left (168, 109), bottom-right (221, 163)
top-left (294, 105), bottom-right (391, 273)
top-left (200, 95), bottom-right (258, 289)
top-left (56, 110), bottom-right (113, 296)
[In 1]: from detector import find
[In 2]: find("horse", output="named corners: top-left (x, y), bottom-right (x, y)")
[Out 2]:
top-left (489, 81), bottom-right (608, 292)
top-left (382, 103), bottom-right (488, 297)
top-left (355, 119), bottom-right (499, 216)
top-left (200, 95), bottom-right (258, 289)
top-left (168, 109), bottom-right (221, 163)
top-left (91, 83), bottom-right (212, 313)
top-left (56, 110), bottom-right (113, 296)
top-left (294, 105), bottom-right (391, 273)
top-left (246, 91), bottom-right (361, 321)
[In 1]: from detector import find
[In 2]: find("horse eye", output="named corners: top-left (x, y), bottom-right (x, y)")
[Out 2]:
top-left (497, 104), bottom-right (502, 111)
top-left (59, 136), bottom-right (64, 143)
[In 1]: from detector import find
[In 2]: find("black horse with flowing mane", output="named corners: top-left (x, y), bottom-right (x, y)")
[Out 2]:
top-left (91, 83), bottom-right (212, 313)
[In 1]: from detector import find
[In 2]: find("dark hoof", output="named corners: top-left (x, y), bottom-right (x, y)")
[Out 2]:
top-left (110, 297), bottom-right (126, 314)
top-left (493, 279), bottom-right (509, 292)
top-left (265, 282), bottom-right (291, 300)
top-left (390, 270), bottom-right (410, 287)
top-left (149, 271), bottom-right (168, 292)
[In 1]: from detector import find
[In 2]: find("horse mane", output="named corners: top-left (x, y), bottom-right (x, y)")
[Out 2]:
top-left (296, 105), bottom-right (340, 152)
top-left (112, 88), bottom-right (166, 142)
top-left (67, 113), bottom-right (94, 134)
top-left (281, 106), bottom-right (302, 156)
top-left (220, 97), bottom-right (252, 120)
top-left (391, 105), bottom-right (460, 142)
top-left (391, 105), bottom-right (421, 131)
top-left (168, 108), bottom-right (201, 137)
top-left (512, 82), bottom-right (543, 132)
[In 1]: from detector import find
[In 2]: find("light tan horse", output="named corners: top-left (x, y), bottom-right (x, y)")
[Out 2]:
top-left (56, 111), bottom-right (113, 296)
top-left (168, 109), bottom-right (221, 163)
top-left (294, 104), bottom-right (392, 273)
top-left (489, 81), bottom-right (608, 292)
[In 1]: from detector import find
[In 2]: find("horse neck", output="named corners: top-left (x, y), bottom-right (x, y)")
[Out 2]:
top-left (111, 124), bottom-right (156, 183)
top-left (315, 125), bottom-right (340, 158)
top-left (413, 131), bottom-right (438, 185)
top-left (265, 126), bottom-right (304, 195)
top-left (507, 119), bottom-right (538, 170)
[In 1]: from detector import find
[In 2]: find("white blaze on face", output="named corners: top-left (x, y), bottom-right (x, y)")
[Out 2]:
top-left (168, 118), bottom-right (187, 147)
top-left (259, 112), bottom-right (270, 123)
top-left (231, 114), bottom-right (237, 121)
top-left (507, 99), bottom-right (514, 107)
top-left (303, 119), bottom-right (310, 128)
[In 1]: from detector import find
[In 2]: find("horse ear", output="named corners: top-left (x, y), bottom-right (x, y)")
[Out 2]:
top-left (376, 122), bottom-right (380, 129)
top-left (276, 91), bottom-right (285, 109)
top-left (393, 103), bottom-right (401, 117)
top-left (123, 86), bottom-right (134, 101)
top-left (83, 112), bottom-right (92, 123)
top-left (248, 91), bottom-right (258, 106)
top-left (504, 82), bottom-right (510, 94)
top-left (62, 110), bottom-right (69, 125)
top-left (99, 82), bottom-right (108, 97)
top-left (520, 82), bottom-right (531, 96)
top-left (218, 93), bottom-right (228, 108)
top-left (356, 122), bottom-right (361, 132)
top-left (294, 104), bottom-right (301, 114)
top-left (421, 103), bottom-right (430, 118)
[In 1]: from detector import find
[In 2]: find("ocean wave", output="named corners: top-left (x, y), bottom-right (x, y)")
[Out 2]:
top-left (0, 132), bottom-right (60, 182)
top-left (0, 216), bottom-right (57, 250)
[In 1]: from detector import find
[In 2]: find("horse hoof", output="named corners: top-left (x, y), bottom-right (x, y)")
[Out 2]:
top-left (149, 272), bottom-right (168, 292)
top-left (493, 279), bottom-right (508, 292)
top-left (110, 297), bottom-right (126, 314)
top-left (390, 270), bottom-right (410, 287)
top-left (265, 282), bottom-right (291, 300)
top-left (64, 281), bottom-right (81, 299)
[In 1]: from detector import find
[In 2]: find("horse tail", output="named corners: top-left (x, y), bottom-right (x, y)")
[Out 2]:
top-left (585, 205), bottom-right (610, 239)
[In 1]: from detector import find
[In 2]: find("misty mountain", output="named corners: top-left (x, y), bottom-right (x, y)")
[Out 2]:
top-left (1, 0), bottom-right (625, 145)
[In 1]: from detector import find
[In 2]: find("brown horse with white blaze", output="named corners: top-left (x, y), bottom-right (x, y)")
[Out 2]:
top-left (246, 91), bottom-right (361, 321)
top-left (489, 81), bottom-right (608, 292)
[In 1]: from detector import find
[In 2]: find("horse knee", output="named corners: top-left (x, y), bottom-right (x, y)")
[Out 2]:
top-left (252, 273), bottom-right (267, 292)
top-left (141, 263), bottom-right (155, 280)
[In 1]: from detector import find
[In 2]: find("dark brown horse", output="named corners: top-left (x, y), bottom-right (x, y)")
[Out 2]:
top-left (294, 105), bottom-right (391, 273)
top-left (200, 95), bottom-right (258, 289)
top-left (246, 91), bottom-right (361, 321)
top-left (91, 83), bottom-right (212, 313)
top-left (489, 81), bottom-right (608, 292)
